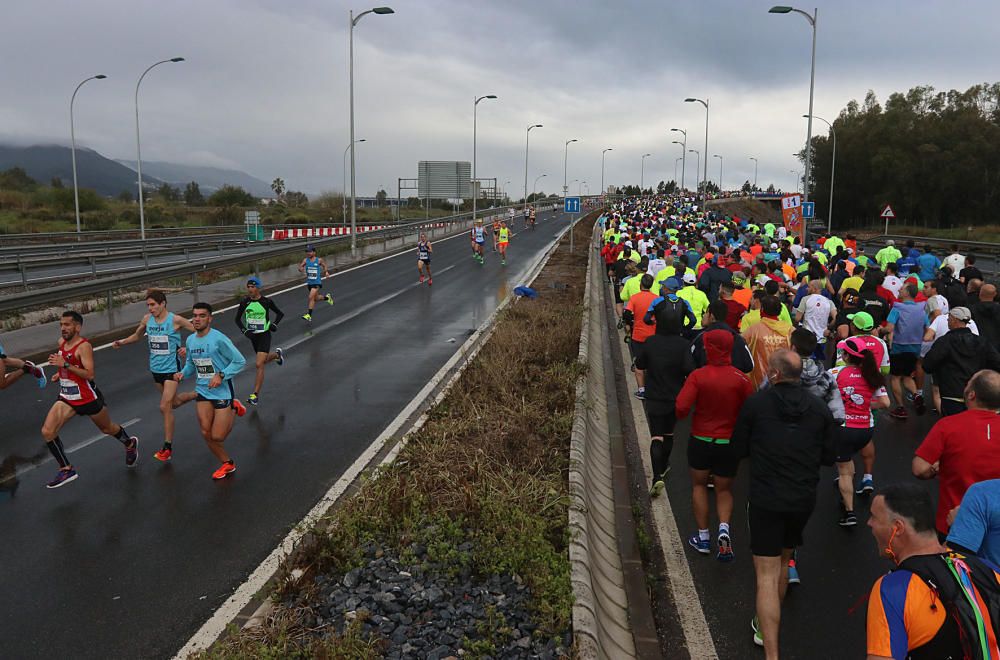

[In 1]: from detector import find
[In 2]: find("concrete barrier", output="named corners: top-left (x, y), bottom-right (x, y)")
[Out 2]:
top-left (568, 229), bottom-right (637, 659)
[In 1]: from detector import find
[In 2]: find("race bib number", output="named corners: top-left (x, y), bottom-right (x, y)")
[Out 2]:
top-left (306, 266), bottom-right (319, 279)
top-left (59, 378), bottom-right (82, 401)
top-left (148, 334), bottom-right (170, 356)
top-left (193, 357), bottom-right (216, 380)
top-left (246, 317), bottom-right (266, 332)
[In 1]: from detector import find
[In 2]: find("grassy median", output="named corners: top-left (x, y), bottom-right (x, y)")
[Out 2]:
top-left (200, 218), bottom-right (593, 659)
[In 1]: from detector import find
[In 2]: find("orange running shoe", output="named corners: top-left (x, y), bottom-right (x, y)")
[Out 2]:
top-left (232, 399), bottom-right (246, 417)
top-left (154, 447), bottom-right (173, 462)
top-left (212, 461), bottom-right (236, 480)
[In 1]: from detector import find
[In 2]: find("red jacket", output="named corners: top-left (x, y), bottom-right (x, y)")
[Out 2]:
top-left (675, 329), bottom-right (753, 439)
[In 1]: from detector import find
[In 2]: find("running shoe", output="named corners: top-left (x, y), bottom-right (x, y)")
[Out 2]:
top-left (889, 405), bottom-right (908, 420)
top-left (856, 477), bottom-right (874, 495)
top-left (232, 399), bottom-right (247, 417)
top-left (154, 447), bottom-right (173, 462)
top-left (787, 560), bottom-right (801, 585)
top-left (427, 278), bottom-right (432, 286)
top-left (46, 467), bottom-right (78, 489)
top-left (839, 511), bottom-right (858, 527)
top-left (275, 348), bottom-right (284, 366)
top-left (302, 313), bottom-right (312, 322)
top-left (634, 389), bottom-right (645, 400)
top-left (650, 479), bottom-right (665, 498)
top-left (914, 392), bottom-right (926, 415)
top-left (904, 391), bottom-right (915, 403)
top-left (717, 533), bottom-right (735, 562)
top-left (212, 461), bottom-right (236, 480)
top-left (325, 294), bottom-right (334, 306)
top-left (248, 393), bottom-right (259, 406)
top-left (24, 360), bottom-right (46, 388)
top-left (688, 534), bottom-right (711, 555)
top-left (125, 437), bottom-right (139, 467)
top-left (501, 259), bottom-right (506, 266)
top-left (419, 275), bottom-right (425, 284)
top-left (751, 616), bottom-right (763, 647)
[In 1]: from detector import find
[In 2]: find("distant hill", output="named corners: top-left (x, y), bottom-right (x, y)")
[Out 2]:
top-left (116, 159), bottom-right (272, 198)
top-left (0, 144), bottom-right (163, 197)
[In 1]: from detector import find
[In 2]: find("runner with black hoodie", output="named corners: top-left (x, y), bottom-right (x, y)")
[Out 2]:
top-left (731, 348), bottom-right (838, 653)
top-left (690, 300), bottom-right (754, 373)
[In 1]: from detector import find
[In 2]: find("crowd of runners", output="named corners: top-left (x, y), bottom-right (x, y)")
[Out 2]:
top-left (601, 194), bottom-right (1000, 659)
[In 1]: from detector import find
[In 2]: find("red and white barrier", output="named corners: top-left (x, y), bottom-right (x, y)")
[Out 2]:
top-left (270, 223), bottom-right (448, 240)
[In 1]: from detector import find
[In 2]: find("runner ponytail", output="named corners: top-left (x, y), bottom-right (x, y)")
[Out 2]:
top-left (846, 349), bottom-right (884, 389)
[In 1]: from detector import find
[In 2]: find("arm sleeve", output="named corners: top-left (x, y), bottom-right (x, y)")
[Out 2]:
top-left (234, 300), bottom-right (248, 331)
top-left (914, 421), bottom-right (946, 464)
top-left (921, 339), bottom-right (943, 375)
top-left (825, 376), bottom-right (846, 422)
top-left (683, 301), bottom-right (697, 329)
top-left (730, 398), bottom-right (754, 459)
top-left (732, 334), bottom-right (755, 373)
top-left (219, 338), bottom-right (247, 380)
top-left (866, 574), bottom-right (911, 660)
top-left (267, 297), bottom-right (285, 325)
top-left (675, 375), bottom-right (697, 420)
top-left (946, 484), bottom-right (988, 553)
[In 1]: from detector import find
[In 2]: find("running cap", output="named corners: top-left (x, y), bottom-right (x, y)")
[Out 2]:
top-left (949, 306), bottom-right (972, 322)
top-left (306, 244), bottom-right (316, 252)
top-left (887, 239), bottom-right (895, 246)
top-left (246, 276), bottom-right (262, 287)
top-left (663, 277), bottom-right (682, 292)
top-left (682, 271), bottom-right (697, 284)
top-left (846, 311), bottom-right (875, 331)
top-left (770, 243), bottom-right (778, 249)
top-left (732, 272), bottom-right (747, 286)
top-left (839, 336), bottom-right (867, 358)
top-left (755, 274), bottom-right (771, 287)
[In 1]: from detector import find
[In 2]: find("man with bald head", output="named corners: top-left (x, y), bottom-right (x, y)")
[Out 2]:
top-left (972, 282), bottom-right (1000, 348)
top-left (732, 348), bottom-right (838, 654)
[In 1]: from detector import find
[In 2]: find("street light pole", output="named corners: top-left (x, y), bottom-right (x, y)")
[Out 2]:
top-left (640, 153), bottom-right (652, 192)
top-left (713, 154), bottom-right (723, 192)
top-left (674, 157), bottom-right (682, 185)
top-left (578, 180), bottom-right (586, 196)
top-left (135, 57), bottom-right (183, 241)
top-left (670, 128), bottom-right (687, 191)
top-left (533, 174), bottom-right (547, 202)
top-left (749, 156), bottom-right (759, 189)
top-left (689, 150), bottom-right (700, 198)
top-left (770, 6), bottom-right (817, 204)
top-left (350, 6), bottom-right (394, 256)
top-left (342, 139), bottom-right (366, 226)
top-left (790, 170), bottom-right (800, 193)
top-left (472, 94), bottom-right (498, 224)
top-left (563, 138), bottom-right (578, 198)
top-left (601, 148), bottom-right (613, 196)
top-left (523, 123), bottom-right (542, 209)
top-left (684, 98), bottom-right (709, 203)
top-left (805, 114), bottom-right (836, 233)
top-left (70, 73), bottom-right (107, 235)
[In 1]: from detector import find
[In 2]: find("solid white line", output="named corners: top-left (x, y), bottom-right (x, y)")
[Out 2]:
top-left (173, 216), bottom-right (569, 659)
top-left (0, 417), bottom-right (142, 485)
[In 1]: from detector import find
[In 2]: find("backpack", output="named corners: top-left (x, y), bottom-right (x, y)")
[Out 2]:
top-left (654, 295), bottom-right (690, 334)
top-left (897, 551), bottom-right (1000, 660)
top-left (939, 276), bottom-right (968, 309)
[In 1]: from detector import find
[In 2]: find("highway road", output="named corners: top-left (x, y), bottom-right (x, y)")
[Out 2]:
top-left (0, 208), bottom-right (572, 658)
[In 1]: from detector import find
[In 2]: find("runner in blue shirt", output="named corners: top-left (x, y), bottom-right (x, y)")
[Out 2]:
top-left (0, 338), bottom-right (46, 390)
top-left (114, 289), bottom-right (198, 461)
top-left (174, 302), bottom-right (247, 480)
top-left (298, 244), bottom-right (333, 322)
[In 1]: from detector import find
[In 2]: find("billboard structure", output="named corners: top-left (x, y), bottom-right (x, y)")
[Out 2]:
top-left (418, 161), bottom-right (472, 200)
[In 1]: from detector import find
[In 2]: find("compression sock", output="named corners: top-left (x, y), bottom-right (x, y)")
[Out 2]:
top-left (650, 438), bottom-right (668, 480)
top-left (113, 426), bottom-right (132, 446)
top-left (662, 433), bottom-right (675, 459)
top-left (48, 436), bottom-right (70, 468)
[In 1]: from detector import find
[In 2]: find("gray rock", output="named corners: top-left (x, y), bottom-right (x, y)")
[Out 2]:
top-left (342, 568), bottom-right (363, 589)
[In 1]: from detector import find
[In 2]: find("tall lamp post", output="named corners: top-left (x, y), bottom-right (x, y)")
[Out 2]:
top-left (343, 139), bottom-right (365, 225)
top-left (601, 148), bottom-right (613, 195)
top-left (770, 5), bottom-right (817, 204)
top-left (804, 114), bottom-right (836, 233)
top-left (563, 138), bottom-right (578, 198)
top-left (523, 123), bottom-right (542, 208)
top-left (688, 149), bottom-right (701, 197)
top-left (471, 94), bottom-right (498, 224)
top-left (749, 156), bottom-right (759, 190)
top-left (674, 157), bottom-right (682, 185)
top-left (350, 6), bottom-right (394, 255)
top-left (578, 180), bottom-right (587, 196)
top-left (713, 154), bottom-right (723, 192)
top-left (790, 170), bottom-right (800, 193)
top-left (533, 173), bottom-right (547, 203)
top-left (684, 98), bottom-right (709, 202)
top-left (640, 153), bottom-right (652, 191)
top-left (670, 127), bottom-right (687, 191)
top-left (70, 73), bottom-right (107, 234)
top-left (135, 57), bottom-right (184, 241)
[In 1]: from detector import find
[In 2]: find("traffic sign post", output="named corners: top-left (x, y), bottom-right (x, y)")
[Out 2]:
top-left (881, 204), bottom-right (895, 235)
top-left (802, 201), bottom-right (815, 219)
top-left (565, 197), bottom-right (581, 252)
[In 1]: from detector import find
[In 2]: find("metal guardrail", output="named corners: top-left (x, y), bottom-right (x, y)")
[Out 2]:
top-left (0, 232), bottom-right (247, 259)
top-left (0, 204), bottom-right (558, 315)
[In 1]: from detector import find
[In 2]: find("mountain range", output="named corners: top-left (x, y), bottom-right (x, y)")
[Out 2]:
top-left (0, 144), bottom-right (271, 198)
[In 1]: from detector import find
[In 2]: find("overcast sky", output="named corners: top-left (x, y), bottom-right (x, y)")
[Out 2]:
top-left (3, 0), bottom-right (999, 197)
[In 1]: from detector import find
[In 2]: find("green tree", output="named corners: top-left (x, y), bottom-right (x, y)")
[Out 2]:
top-left (270, 177), bottom-right (285, 199)
top-left (375, 188), bottom-right (388, 207)
top-left (285, 190), bottom-right (309, 208)
top-left (118, 189), bottom-right (134, 203)
top-left (157, 183), bottom-right (180, 203)
top-left (0, 167), bottom-right (37, 191)
top-left (51, 176), bottom-right (64, 189)
top-left (207, 184), bottom-right (256, 207)
top-left (184, 181), bottom-right (204, 206)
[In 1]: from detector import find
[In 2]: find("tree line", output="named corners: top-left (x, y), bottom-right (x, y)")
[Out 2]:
top-left (805, 82), bottom-right (1000, 230)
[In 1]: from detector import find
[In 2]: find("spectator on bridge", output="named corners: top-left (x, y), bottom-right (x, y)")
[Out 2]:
top-left (959, 254), bottom-right (983, 284)
top-left (875, 239), bottom-right (902, 272)
top-left (972, 283), bottom-right (1000, 348)
top-left (732, 349), bottom-right (837, 653)
top-left (866, 482), bottom-right (1000, 660)
top-left (946, 478), bottom-right (1000, 566)
top-left (916, 245), bottom-right (941, 281)
top-left (913, 369), bottom-right (1000, 538)
top-left (942, 244), bottom-right (966, 276)
top-left (922, 308), bottom-right (1000, 416)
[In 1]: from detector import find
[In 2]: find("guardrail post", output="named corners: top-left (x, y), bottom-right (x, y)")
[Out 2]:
top-left (20, 263), bottom-right (28, 291)
top-left (90, 256), bottom-right (97, 277)
top-left (143, 248), bottom-right (149, 270)
top-left (184, 248), bottom-right (190, 263)
top-left (253, 261), bottom-right (260, 280)
top-left (106, 288), bottom-right (114, 327)
top-left (191, 273), bottom-right (199, 301)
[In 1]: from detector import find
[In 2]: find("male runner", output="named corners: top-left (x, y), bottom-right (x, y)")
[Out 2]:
top-left (491, 217), bottom-right (501, 252)
top-left (113, 289), bottom-right (197, 461)
top-left (234, 277), bottom-right (285, 406)
top-left (0, 339), bottom-right (46, 390)
top-left (416, 232), bottom-right (433, 284)
top-left (471, 219), bottom-right (487, 264)
top-left (529, 205), bottom-right (537, 229)
top-left (298, 244), bottom-right (333, 321)
top-left (522, 205), bottom-right (530, 229)
top-left (41, 311), bottom-right (139, 489)
top-left (174, 302), bottom-right (247, 480)
top-left (497, 221), bottom-right (511, 265)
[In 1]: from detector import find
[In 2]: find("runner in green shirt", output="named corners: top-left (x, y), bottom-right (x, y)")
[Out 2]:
top-left (234, 277), bottom-right (285, 406)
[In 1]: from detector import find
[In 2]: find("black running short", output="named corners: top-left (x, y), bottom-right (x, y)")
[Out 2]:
top-left (59, 392), bottom-right (106, 417)
top-left (889, 351), bottom-right (918, 377)
top-left (687, 438), bottom-right (740, 478)
top-left (196, 382), bottom-right (236, 409)
top-left (628, 339), bottom-right (646, 365)
top-left (836, 426), bottom-right (873, 463)
top-left (152, 372), bottom-right (176, 385)
top-left (307, 283), bottom-right (323, 291)
top-left (747, 503), bottom-right (813, 557)
top-left (248, 331), bottom-right (272, 354)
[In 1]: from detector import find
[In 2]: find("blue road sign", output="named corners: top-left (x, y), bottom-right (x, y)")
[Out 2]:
top-left (802, 201), bottom-right (815, 219)
top-left (564, 196), bottom-right (581, 214)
